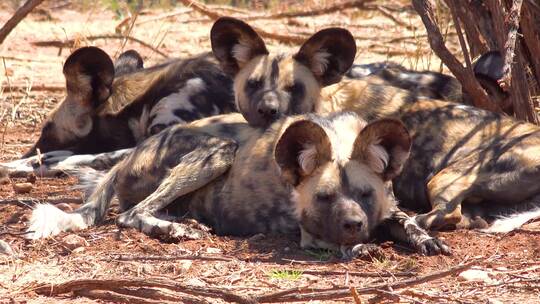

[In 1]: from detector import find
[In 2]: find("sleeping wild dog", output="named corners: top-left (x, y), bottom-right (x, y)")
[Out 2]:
top-left (210, 18), bottom-right (540, 233)
top-left (27, 111), bottom-right (450, 258)
top-left (2, 46), bottom-right (235, 176)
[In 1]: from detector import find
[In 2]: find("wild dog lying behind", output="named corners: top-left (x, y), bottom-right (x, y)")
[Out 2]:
top-left (27, 111), bottom-right (450, 258)
top-left (210, 18), bottom-right (540, 233)
top-left (2, 46), bottom-right (236, 176)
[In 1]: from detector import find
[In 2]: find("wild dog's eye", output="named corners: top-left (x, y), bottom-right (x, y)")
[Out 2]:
top-left (316, 191), bottom-right (336, 203)
top-left (354, 189), bottom-right (373, 201)
top-left (286, 82), bottom-right (305, 99)
top-left (245, 79), bottom-right (263, 91)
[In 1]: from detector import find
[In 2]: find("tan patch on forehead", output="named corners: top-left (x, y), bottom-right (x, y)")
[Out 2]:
top-left (291, 162), bottom-right (340, 218)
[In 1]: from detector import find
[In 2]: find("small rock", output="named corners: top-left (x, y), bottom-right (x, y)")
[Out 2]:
top-left (13, 182), bottom-right (33, 194)
top-left (0, 240), bottom-right (15, 256)
top-left (61, 234), bottom-right (88, 250)
top-left (178, 260), bottom-right (193, 271)
top-left (72, 247), bottom-right (86, 254)
top-left (206, 247), bottom-right (222, 254)
top-left (458, 269), bottom-right (493, 283)
top-left (26, 173), bottom-right (37, 184)
top-left (186, 278), bottom-right (206, 287)
top-left (488, 299), bottom-right (504, 304)
top-left (284, 246), bottom-right (290, 252)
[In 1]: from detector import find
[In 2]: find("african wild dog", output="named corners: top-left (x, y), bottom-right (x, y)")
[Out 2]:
top-left (27, 111), bottom-right (450, 258)
top-left (208, 18), bottom-right (540, 233)
top-left (3, 46), bottom-right (236, 175)
top-left (345, 51), bottom-right (509, 113)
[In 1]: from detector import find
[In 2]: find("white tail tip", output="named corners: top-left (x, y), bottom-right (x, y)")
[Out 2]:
top-left (26, 204), bottom-right (88, 239)
top-left (481, 208), bottom-right (540, 234)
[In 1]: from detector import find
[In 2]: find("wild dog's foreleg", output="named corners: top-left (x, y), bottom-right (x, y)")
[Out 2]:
top-left (116, 139), bottom-right (237, 240)
top-left (380, 208), bottom-right (451, 255)
top-left (414, 165), bottom-right (478, 230)
top-left (2, 149), bottom-right (133, 177)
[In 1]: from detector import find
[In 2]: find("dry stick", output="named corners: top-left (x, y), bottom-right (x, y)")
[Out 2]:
top-left (371, 4), bottom-right (417, 30)
top-left (113, 286), bottom-right (211, 304)
top-left (498, 0), bottom-right (524, 92)
top-left (254, 259), bottom-right (480, 302)
top-left (105, 253), bottom-right (235, 262)
top-left (179, 0), bottom-right (306, 44)
top-left (242, 0), bottom-right (375, 21)
top-left (32, 35), bottom-right (169, 58)
top-left (453, 0), bottom-right (489, 58)
top-left (0, 0), bottom-right (45, 44)
top-left (412, 0), bottom-right (502, 113)
top-left (300, 269), bottom-right (414, 278)
top-left (30, 278), bottom-right (257, 304)
top-left (1, 84), bottom-right (64, 91)
top-left (446, 0), bottom-right (472, 71)
top-left (136, 8), bottom-right (193, 25)
top-left (75, 289), bottom-right (174, 304)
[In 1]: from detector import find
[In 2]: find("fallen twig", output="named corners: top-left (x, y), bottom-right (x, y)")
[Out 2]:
top-left (136, 8), bottom-right (193, 25)
top-left (28, 278), bottom-right (256, 304)
top-left (300, 269), bottom-right (414, 278)
top-left (255, 259), bottom-right (480, 302)
top-left (179, 0), bottom-right (308, 44)
top-left (105, 253), bottom-right (235, 262)
top-left (32, 34), bottom-right (169, 58)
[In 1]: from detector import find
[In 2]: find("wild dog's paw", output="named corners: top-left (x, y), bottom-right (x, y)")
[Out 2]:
top-left (341, 243), bottom-right (384, 260)
top-left (416, 237), bottom-right (451, 256)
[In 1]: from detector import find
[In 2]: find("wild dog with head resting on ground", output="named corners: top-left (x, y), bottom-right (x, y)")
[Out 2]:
top-left (27, 111), bottom-right (450, 258)
top-left (2, 46), bottom-right (236, 175)
top-left (211, 18), bottom-right (540, 233)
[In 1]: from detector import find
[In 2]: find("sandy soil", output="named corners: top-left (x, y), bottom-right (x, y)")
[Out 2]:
top-left (1, 2), bottom-right (540, 303)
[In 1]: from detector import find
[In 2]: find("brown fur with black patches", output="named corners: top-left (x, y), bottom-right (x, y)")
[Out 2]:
top-left (315, 79), bottom-right (540, 231)
top-left (23, 47), bottom-right (235, 158)
top-left (28, 112), bottom-right (449, 257)
top-left (212, 19), bottom-right (539, 232)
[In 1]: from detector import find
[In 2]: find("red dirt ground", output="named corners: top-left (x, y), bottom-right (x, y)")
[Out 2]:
top-left (1, 2), bottom-right (540, 303)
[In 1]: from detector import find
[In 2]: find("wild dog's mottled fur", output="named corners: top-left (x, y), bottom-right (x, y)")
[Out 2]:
top-left (21, 48), bottom-right (235, 157)
top-left (212, 18), bottom-right (540, 232)
top-left (28, 112), bottom-right (449, 257)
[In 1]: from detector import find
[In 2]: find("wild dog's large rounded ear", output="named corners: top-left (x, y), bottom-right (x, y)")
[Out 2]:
top-left (63, 46), bottom-right (115, 108)
top-left (352, 119), bottom-right (411, 181)
top-left (274, 120), bottom-right (332, 186)
top-left (293, 28), bottom-right (356, 86)
top-left (211, 17), bottom-right (269, 76)
top-left (114, 49), bottom-right (144, 76)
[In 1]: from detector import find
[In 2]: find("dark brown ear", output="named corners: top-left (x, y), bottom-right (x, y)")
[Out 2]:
top-left (211, 17), bottom-right (268, 76)
top-left (274, 120), bottom-right (332, 186)
top-left (114, 49), bottom-right (144, 76)
top-left (352, 119), bottom-right (411, 181)
top-left (63, 46), bottom-right (115, 108)
top-left (293, 28), bottom-right (356, 86)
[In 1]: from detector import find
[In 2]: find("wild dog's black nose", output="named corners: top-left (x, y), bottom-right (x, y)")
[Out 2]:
top-left (343, 217), bottom-right (363, 234)
top-left (257, 96), bottom-right (280, 120)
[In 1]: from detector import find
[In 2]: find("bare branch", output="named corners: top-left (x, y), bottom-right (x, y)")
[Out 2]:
top-left (0, 0), bottom-right (45, 44)
top-left (412, 0), bottom-right (502, 113)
